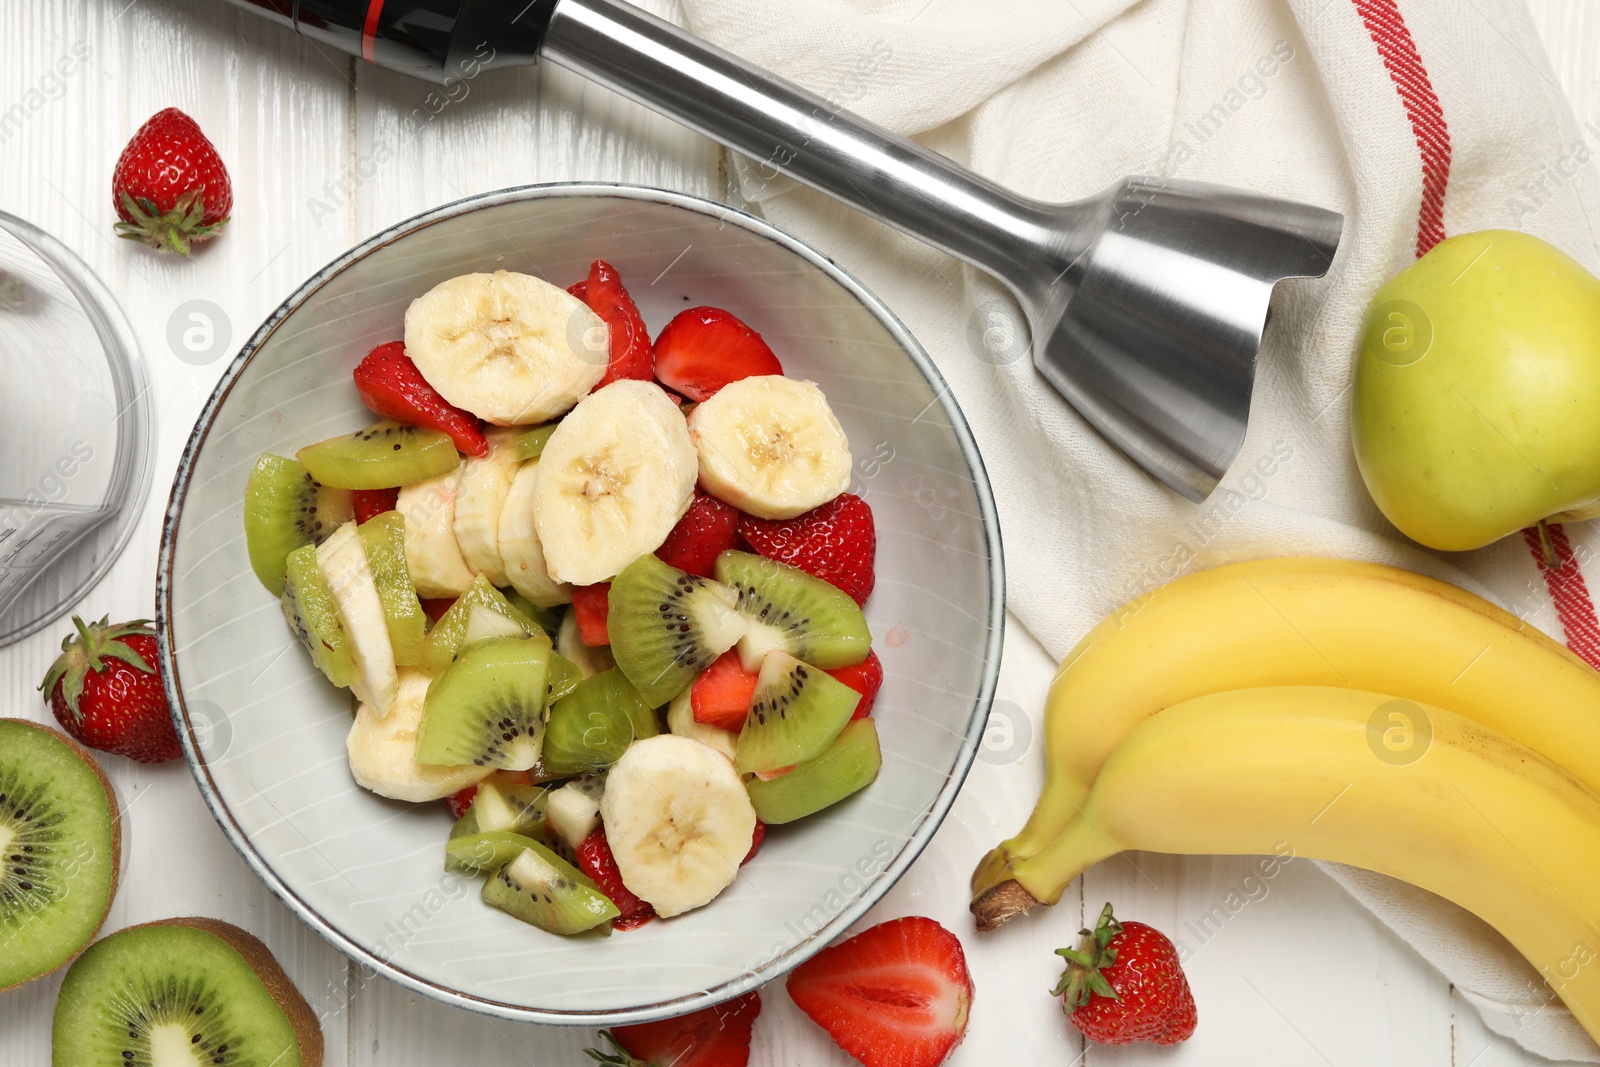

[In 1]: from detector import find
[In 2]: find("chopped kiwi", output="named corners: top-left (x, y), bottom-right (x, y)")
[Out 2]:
top-left (296, 419), bottom-right (459, 490)
top-left (419, 577), bottom-right (542, 673)
top-left (505, 422), bottom-right (558, 461)
top-left (51, 917), bottom-right (323, 1067)
top-left (450, 777), bottom-right (546, 840)
top-left (446, 830), bottom-right (543, 874)
top-left (544, 774), bottom-right (606, 853)
top-left (503, 588), bottom-right (563, 635)
top-left (481, 842), bottom-right (618, 936)
top-left (418, 636), bottom-right (549, 770)
top-left (746, 718), bottom-right (882, 824)
top-left (243, 453), bottom-right (353, 592)
top-left (0, 720), bottom-right (119, 993)
top-left (356, 512), bottom-right (425, 666)
top-left (280, 544), bottom-right (357, 688)
top-left (608, 554), bottom-right (747, 706)
top-left (547, 654), bottom-right (582, 703)
top-left (715, 551), bottom-right (872, 671)
top-left (542, 669), bottom-right (659, 778)
top-left (734, 650), bottom-right (860, 776)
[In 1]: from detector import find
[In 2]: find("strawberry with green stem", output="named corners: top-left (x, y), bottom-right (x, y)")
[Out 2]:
top-left (1054, 901), bottom-right (1196, 1045)
top-left (40, 616), bottom-right (181, 764)
top-left (111, 108), bottom-right (232, 256)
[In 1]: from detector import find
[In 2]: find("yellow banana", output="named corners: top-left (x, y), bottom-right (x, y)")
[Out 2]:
top-left (971, 557), bottom-right (1600, 904)
top-left (985, 686), bottom-right (1600, 1044)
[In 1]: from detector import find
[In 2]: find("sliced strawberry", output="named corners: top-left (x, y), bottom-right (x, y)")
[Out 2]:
top-left (420, 597), bottom-right (456, 624)
top-left (352, 487), bottom-right (399, 525)
top-left (742, 820), bottom-right (766, 866)
top-left (591, 990), bottom-right (761, 1067)
top-left (446, 785), bottom-right (478, 821)
top-left (657, 490), bottom-right (741, 578)
top-left (828, 649), bottom-right (883, 721)
top-left (576, 828), bottom-right (656, 932)
top-left (572, 583), bottom-right (611, 646)
top-left (568, 280), bottom-right (588, 300)
top-left (653, 306), bottom-right (782, 402)
top-left (738, 494), bottom-right (876, 605)
top-left (582, 259), bottom-right (655, 389)
top-left (787, 916), bottom-right (972, 1067)
top-left (352, 340), bottom-right (488, 457)
top-left (692, 651), bottom-right (759, 731)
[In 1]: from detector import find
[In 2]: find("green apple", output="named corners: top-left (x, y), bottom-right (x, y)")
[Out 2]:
top-left (1352, 229), bottom-right (1600, 551)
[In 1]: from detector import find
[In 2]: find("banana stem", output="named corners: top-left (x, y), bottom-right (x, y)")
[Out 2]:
top-left (971, 880), bottom-right (1042, 932)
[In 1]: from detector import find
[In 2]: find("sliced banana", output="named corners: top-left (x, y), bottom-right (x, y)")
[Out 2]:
top-left (316, 521), bottom-right (398, 715)
top-left (667, 687), bottom-right (739, 763)
top-left (403, 270), bottom-right (608, 425)
top-left (397, 471), bottom-right (476, 598)
top-left (601, 734), bottom-right (756, 918)
top-left (556, 605), bottom-right (616, 679)
top-left (687, 375), bottom-right (852, 520)
top-left (454, 426), bottom-right (524, 587)
top-left (533, 380), bottom-right (698, 585)
top-left (347, 668), bottom-right (492, 802)
top-left (499, 459), bottom-right (574, 608)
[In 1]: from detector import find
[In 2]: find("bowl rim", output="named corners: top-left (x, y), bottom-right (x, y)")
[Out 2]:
top-left (155, 181), bottom-right (1006, 1027)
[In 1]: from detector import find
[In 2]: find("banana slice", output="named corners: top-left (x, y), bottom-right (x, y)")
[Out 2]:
top-left (454, 427), bottom-right (523, 587)
top-left (686, 375), bottom-right (852, 520)
top-left (403, 270), bottom-right (608, 425)
top-left (397, 471), bottom-right (476, 598)
top-left (316, 521), bottom-right (398, 715)
top-left (347, 668), bottom-right (493, 802)
top-left (600, 734), bottom-right (756, 918)
top-left (666, 687), bottom-right (739, 763)
top-left (499, 459), bottom-right (574, 608)
top-left (533, 380), bottom-right (698, 585)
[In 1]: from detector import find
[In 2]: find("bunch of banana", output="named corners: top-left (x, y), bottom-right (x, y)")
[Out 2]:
top-left (971, 557), bottom-right (1600, 1042)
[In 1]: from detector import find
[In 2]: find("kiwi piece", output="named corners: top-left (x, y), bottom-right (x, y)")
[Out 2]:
top-left (544, 774), bottom-right (606, 853)
top-left (747, 718), bottom-right (881, 824)
top-left (608, 553), bottom-right (747, 706)
top-left (0, 720), bottom-right (119, 992)
top-left (243, 453), bottom-right (353, 592)
top-left (715, 550), bottom-right (872, 671)
top-left (542, 668), bottom-right (659, 778)
top-left (547, 653), bottom-right (582, 703)
top-left (446, 830), bottom-right (543, 874)
top-left (505, 422), bottom-right (558, 461)
top-left (734, 650), bottom-right (860, 776)
top-left (419, 576), bottom-right (542, 673)
top-left (503, 587), bottom-right (563, 635)
top-left (296, 419), bottom-right (459, 490)
top-left (356, 511), bottom-right (426, 666)
top-left (51, 917), bottom-right (323, 1067)
top-left (279, 544), bottom-right (357, 688)
top-left (481, 842), bottom-right (619, 936)
top-left (418, 635), bottom-right (549, 770)
top-left (449, 776), bottom-right (546, 840)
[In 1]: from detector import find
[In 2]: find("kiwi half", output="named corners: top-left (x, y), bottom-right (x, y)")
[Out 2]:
top-left (608, 553), bottom-right (746, 706)
top-left (417, 635), bottom-right (549, 770)
top-left (715, 550), bottom-right (871, 671)
top-left (51, 917), bottom-right (323, 1067)
top-left (418, 576), bottom-right (540, 673)
top-left (734, 650), bottom-right (860, 776)
top-left (0, 720), bottom-right (119, 992)
top-left (746, 718), bottom-right (882, 824)
top-left (356, 512), bottom-right (426, 666)
top-left (482, 842), bottom-right (619, 936)
top-left (280, 543), bottom-right (357, 688)
top-left (243, 454), bottom-right (353, 592)
top-left (542, 668), bottom-right (658, 778)
top-left (296, 419), bottom-right (458, 490)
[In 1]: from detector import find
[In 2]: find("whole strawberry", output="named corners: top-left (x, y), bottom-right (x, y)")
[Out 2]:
top-left (40, 616), bottom-right (181, 764)
top-left (1054, 902), bottom-right (1196, 1045)
top-left (112, 108), bottom-right (232, 255)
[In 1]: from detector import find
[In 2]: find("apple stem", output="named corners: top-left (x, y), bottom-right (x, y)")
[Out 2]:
top-left (1538, 520), bottom-right (1562, 571)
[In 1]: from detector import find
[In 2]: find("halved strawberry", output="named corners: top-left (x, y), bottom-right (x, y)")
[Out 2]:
top-left (576, 828), bottom-right (656, 931)
top-left (656, 490), bottom-right (741, 578)
top-left (787, 916), bottom-right (972, 1067)
top-left (352, 487), bottom-right (399, 525)
top-left (572, 583), bottom-right (611, 646)
top-left (692, 651), bottom-right (759, 731)
top-left (828, 649), bottom-right (883, 721)
top-left (420, 598), bottom-right (457, 624)
top-left (352, 340), bottom-right (488, 457)
top-left (582, 259), bottom-right (655, 388)
top-left (446, 785), bottom-right (478, 821)
top-left (568, 280), bottom-right (588, 300)
top-left (738, 494), bottom-right (875, 605)
top-left (589, 990), bottom-right (761, 1067)
top-left (742, 820), bottom-right (766, 866)
top-left (653, 307), bottom-right (782, 402)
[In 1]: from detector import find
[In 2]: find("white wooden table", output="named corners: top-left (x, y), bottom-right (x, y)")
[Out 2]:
top-left (0, 2), bottom-right (1594, 1063)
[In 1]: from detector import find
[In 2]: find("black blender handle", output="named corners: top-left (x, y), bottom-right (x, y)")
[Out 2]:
top-left (219, 0), bottom-right (554, 82)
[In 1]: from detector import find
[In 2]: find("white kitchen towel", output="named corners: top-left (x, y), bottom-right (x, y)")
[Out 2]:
top-left (670, 0), bottom-right (1600, 1058)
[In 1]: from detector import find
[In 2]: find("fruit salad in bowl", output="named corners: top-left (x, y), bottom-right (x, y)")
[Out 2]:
top-left (158, 184), bottom-right (1001, 1024)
